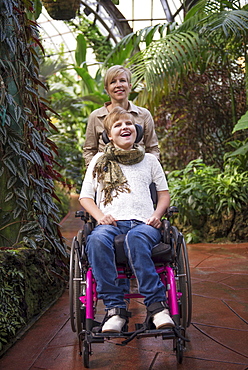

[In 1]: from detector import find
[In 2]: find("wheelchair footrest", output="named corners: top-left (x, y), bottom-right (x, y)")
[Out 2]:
top-left (137, 329), bottom-right (175, 340)
top-left (135, 323), bottom-right (175, 339)
top-left (93, 331), bottom-right (133, 339)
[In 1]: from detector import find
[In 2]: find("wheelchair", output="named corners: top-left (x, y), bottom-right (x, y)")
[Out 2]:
top-left (69, 203), bottom-right (192, 368)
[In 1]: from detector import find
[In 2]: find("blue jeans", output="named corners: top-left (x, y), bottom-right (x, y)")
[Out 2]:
top-left (85, 220), bottom-right (166, 309)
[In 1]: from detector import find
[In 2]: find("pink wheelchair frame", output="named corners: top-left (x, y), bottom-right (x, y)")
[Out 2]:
top-left (69, 207), bottom-right (192, 368)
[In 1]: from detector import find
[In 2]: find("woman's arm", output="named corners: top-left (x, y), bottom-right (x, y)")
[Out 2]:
top-left (83, 112), bottom-right (99, 167)
top-left (143, 109), bottom-right (160, 160)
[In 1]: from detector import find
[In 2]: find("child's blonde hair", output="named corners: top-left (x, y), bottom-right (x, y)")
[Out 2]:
top-left (103, 106), bottom-right (135, 135)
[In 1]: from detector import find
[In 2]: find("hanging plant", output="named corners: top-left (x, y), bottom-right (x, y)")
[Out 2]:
top-left (41, 0), bottom-right (81, 20)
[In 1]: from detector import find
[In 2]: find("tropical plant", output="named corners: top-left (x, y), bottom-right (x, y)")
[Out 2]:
top-left (224, 138), bottom-right (248, 172)
top-left (168, 152), bottom-right (248, 243)
top-left (39, 35), bottom-right (110, 188)
top-left (155, 65), bottom-right (246, 170)
top-left (101, 0), bottom-right (248, 172)
top-left (125, 0), bottom-right (248, 111)
top-left (69, 16), bottom-right (113, 62)
top-left (168, 159), bottom-right (218, 227)
top-left (0, 0), bottom-right (67, 257)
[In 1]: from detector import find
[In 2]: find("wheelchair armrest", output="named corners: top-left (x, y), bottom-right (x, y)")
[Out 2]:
top-left (165, 206), bottom-right (179, 219)
top-left (75, 210), bottom-right (88, 220)
top-left (75, 210), bottom-right (96, 226)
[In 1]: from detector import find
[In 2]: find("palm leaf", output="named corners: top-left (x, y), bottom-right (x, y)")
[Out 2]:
top-left (128, 32), bottom-right (201, 92)
top-left (198, 10), bottom-right (248, 39)
top-left (103, 24), bottom-right (169, 67)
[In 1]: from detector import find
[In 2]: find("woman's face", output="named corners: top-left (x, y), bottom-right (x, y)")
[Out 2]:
top-left (108, 116), bottom-right (136, 150)
top-left (106, 72), bottom-right (131, 103)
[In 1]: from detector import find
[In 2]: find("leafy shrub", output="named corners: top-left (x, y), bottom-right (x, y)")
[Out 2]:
top-left (168, 159), bottom-right (219, 228)
top-left (155, 67), bottom-right (246, 171)
top-left (168, 152), bottom-right (248, 243)
top-left (0, 248), bottom-right (67, 354)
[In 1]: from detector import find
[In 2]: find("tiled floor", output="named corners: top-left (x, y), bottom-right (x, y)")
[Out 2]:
top-left (0, 194), bottom-right (248, 370)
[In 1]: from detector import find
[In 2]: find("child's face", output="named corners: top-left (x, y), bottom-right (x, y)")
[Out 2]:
top-left (106, 72), bottom-right (131, 103)
top-left (108, 116), bottom-right (136, 150)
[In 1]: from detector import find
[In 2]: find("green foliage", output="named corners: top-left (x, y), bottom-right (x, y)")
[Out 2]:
top-left (168, 159), bottom-right (218, 227)
top-left (0, 0), bottom-right (68, 257)
top-left (0, 248), bottom-right (67, 353)
top-left (32, 0), bottom-right (43, 19)
top-left (53, 183), bottom-right (70, 220)
top-left (0, 255), bottom-right (26, 352)
top-left (168, 147), bottom-right (248, 242)
top-left (49, 122), bottom-right (84, 190)
top-left (39, 34), bottom-right (110, 193)
top-left (69, 16), bottom-right (113, 63)
top-left (155, 66), bottom-right (246, 170)
top-left (224, 138), bottom-right (248, 172)
top-left (232, 110), bottom-right (248, 133)
top-left (103, 23), bottom-right (172, 68)
top-left (118, 0), bottom-right (248, 109)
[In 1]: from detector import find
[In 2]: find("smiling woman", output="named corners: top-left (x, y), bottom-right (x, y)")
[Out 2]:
top-left (106, 72), bottom-right (131, 108)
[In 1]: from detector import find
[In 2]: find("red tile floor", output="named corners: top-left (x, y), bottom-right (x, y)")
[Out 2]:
top-left (1, 194), bottom-right (248, 370)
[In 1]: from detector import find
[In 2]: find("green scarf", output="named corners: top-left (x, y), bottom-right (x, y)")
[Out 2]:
top-left (93, 142), bottom-right (145, 206)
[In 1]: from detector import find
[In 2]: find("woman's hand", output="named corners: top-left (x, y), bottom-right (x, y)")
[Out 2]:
top-left (146, 216), bottom-right (161, 229)
top-left (98, 214), bottom-right (117, 226)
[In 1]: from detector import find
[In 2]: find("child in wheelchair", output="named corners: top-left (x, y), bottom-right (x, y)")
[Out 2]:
top-left (79, 106), bottom-right (175, 333)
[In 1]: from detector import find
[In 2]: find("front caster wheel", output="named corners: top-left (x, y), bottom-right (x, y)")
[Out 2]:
top-left (83, 341), bottom-right (90, 368)
top-left (176, 338), bottom-right (184, 364)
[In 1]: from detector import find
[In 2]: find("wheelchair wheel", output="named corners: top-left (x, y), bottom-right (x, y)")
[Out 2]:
top-left (176, 338), bottom-right (184, 364)
top-left (69, 236), bottom-right (83, 335)
top-left (83, 340), bottom-right (90, 368)
top-left (171, 226), bottom-right (192, 329)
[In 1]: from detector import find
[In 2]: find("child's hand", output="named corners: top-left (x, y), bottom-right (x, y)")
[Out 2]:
top-left (146, 216), bottom-right (161, 229)
top-left (98, 214), bottom-right (117, 226)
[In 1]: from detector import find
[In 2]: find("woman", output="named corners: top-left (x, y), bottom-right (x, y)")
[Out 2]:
top-left (79, 106), bottom-right (174, 333)
top-left (83, 65), bottom-right (160, 166)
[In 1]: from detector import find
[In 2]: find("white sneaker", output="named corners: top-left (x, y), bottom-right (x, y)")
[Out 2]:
top-left (102, 315), bottom-right (126, 333)
top-left (153, 309), bottom-right (175, 329)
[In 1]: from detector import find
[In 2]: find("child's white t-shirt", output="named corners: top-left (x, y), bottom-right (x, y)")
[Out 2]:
top-left (79, 153), bottom-right (168, 223)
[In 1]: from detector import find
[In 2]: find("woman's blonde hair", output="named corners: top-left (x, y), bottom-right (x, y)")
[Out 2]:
top-left (104, 65), bottom-right (132, 89)
top-left (103, 106), bottom-right (135, 135)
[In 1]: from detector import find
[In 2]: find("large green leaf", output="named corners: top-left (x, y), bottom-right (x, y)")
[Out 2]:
top-left (232, 111), bottom-right (248, 133)
top-left (75, 34), bottom-right (87, 68)
top-left (74, 67), bottom-right (96, 94)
